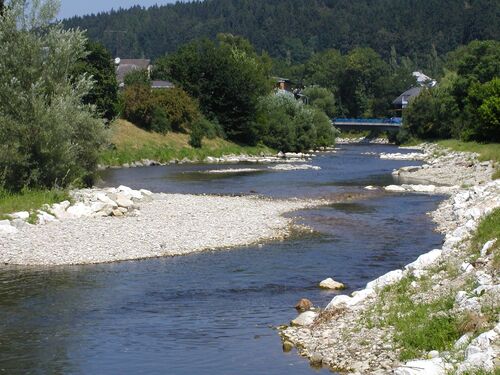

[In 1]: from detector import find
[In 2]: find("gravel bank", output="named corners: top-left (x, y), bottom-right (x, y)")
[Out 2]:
top-left (0, 194), bottom-right (318, 266)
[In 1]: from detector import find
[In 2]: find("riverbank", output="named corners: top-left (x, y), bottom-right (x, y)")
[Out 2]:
top-left (281, 143), bottom-right (499, 374)
top-left (0, 190), bottom-right (321, 266)
top-left (99, 119), bottom-right (276, 168)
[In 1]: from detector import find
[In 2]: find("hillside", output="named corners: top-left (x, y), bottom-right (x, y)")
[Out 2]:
top-left (63, 0), bottom-right (500, 63)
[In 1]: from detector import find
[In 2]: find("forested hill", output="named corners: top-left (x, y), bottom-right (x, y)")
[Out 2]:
top-left (64, 0), bottom-right (500, 62)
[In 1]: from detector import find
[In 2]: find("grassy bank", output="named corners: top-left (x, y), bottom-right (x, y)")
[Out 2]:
top-left (0, 189), bottom-right (71, 221)
top-left (100, 120), bottom-right (275, 166)
top-left (469, 208), bottom-right (500, 269)
top-left (436, 140), bottom-right (500, 179)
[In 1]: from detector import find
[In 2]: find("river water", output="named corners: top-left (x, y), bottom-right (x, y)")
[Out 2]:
top-left (0, 145), bottom-right (444, 374)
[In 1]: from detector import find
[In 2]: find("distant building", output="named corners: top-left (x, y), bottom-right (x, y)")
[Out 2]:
top-left (274, 77), bottom-right (293, 92)
top-left (115, 58), bottom-right (151, 86)
top-left (393, 86), bottom-right (423, 110)
top-left (151, 80), bottom-right (175, 90)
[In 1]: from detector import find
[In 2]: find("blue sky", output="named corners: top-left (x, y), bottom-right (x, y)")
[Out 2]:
top-left (58, 0), bottom-right (185, 19)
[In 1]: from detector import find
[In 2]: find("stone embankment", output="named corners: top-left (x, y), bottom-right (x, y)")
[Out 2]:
top-left (281, 143), bottom-right (499, 374)
top-left (0, 187), bottom-right (321, 266)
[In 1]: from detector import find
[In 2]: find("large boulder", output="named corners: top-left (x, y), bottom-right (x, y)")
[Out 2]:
top-left (405, 249), bottom-right (442, 271)
top-left (366, 269), bottom-right (404, 290)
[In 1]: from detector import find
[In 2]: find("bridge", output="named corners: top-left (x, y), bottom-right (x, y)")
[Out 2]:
top-left (332, 118), bottom-right (402, 132)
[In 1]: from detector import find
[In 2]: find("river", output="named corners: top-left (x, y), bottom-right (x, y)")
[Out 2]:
top-left (0, 144), bottom-right (444, 374)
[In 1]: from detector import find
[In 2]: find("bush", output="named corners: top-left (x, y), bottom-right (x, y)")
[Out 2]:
top-left (253, 93), bottom-right (336, 152)
top-left (122, 86), bottom-right (201, 133)
top-left (0, 1), bottom-right (106, 191)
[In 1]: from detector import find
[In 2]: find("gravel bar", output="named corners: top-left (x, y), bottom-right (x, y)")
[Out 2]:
top-left (0, 193), bottom-right (317, 266)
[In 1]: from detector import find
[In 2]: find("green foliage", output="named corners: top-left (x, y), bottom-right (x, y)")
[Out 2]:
top-left (253, 93), bottom-right (337, 152)
top-left (0, 0), bottom-right (107, 192)
top-left (73, 40), bottom-right (118, 121)
top-left (403, 40), bottom-right (500, 143)
top-left (124, 69), bottom-right (150, 87)
top-left (463, 78), bottom-right (500, 142)
top-left (157, 35), bottom-right (272, 143)
top-left (302, 86), bottom-right (337, 117)
top-left (63, 0), bottom-right (500, 65)
top-left (122, 86), bottom-right (201, 133)
top-left (373, 276), bottom-right (461, 361)
top-left (0, 188), bottom-right (70, 219)
top-left (469, 208), bottom-right (500, 268)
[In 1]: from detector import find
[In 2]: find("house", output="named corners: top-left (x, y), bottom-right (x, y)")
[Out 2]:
top-left (274, 77), bottom-right (293, 92)
top-left (115, 58), bottom-right (151, 86)
top-left (393, 86), bottom-right (423, 110)
top-left (151, 80), bottom-right (175, 89)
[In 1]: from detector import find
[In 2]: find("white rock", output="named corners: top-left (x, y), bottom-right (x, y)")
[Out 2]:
top-left (364, 185), bottom-right (377, 190)
top-left (366, 269), bottom-right (404, 290)
top-left (37, 211), bottom-right (56, 224)
top-left (480, 239), bottom-right (497, 257)
top-left (291, 311), bottom-right (318, 326)
top-left (319, 278), bottom-right (345, 290)
top-left (460, 262), bottom-right (474, 273)
top-left (394, 358), bottom-right (446, 375)
top-left (0, 220), bottom-right (11, 226)
top-left (350, 288), bottom-right (376, 305)
top-left (405, 249), bottom-right (442, 271)
top-left (428, 350), bottom-right (439, 359)
top-left (96, 193), bottom-right (118, 207)
top-left (66, 203), bottom-right (93, 218)
top-left (384, 185), bottom-right (406, 192)
top-left (9, 211), bottom-right (29, 220)
top-left (117, 186), bottom-right (142, 200)
top-left (115, 194), bottom-right (134, 209)
top-left (0, 224), bottom-right (18, 235)
top-left (139, 189), bottom-right (153, 196)
top-left (454, 333), bottom-right (472, 349)
top-left (457, 352), bottom-right (494, 374)
top-left (475, 271), bottom-right (493, 286)
top-left (326, 295), bottom-right (353, 310)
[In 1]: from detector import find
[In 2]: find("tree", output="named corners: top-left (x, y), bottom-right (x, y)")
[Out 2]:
top-left (253, 93), bottom-right (337, 152)
top-left (0, 0), bottom-right (106, 191)
top-left (124, 69), bottom-right (150, 87)
top-left (463, 78), bottom-right (500, 142)
top-left (302, 86), bottom-right (337, 117)
top-left (165, 36), bottom-right (272, 143)
top-left (73, 40), bottom-right (118, 121)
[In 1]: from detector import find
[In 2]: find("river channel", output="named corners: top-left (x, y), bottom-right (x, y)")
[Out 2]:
top-left (0, 144), bottom-right (445, 374)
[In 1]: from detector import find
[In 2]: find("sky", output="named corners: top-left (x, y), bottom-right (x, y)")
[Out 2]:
top-left (58, 0), bottom-right (185, 19)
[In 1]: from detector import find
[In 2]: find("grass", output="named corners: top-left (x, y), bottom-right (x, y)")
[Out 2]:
top-left (367, 276), bottom-right (461, 361)
top-left (469, 208), bottom-right (500, 269)
top-left (0, 189), bottom-right (71, 220)
top-left (436, 140), bottom-right (500, 179)
top-left (100, 119), bottom-right (275, 166)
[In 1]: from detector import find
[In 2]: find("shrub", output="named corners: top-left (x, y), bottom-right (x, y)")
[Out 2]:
top-left (122, 86), bottom-right (201, 133)
top-left (254, 93), bottom-right (336, 152)
top-left (0, 0), bottom-right (107, 191)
